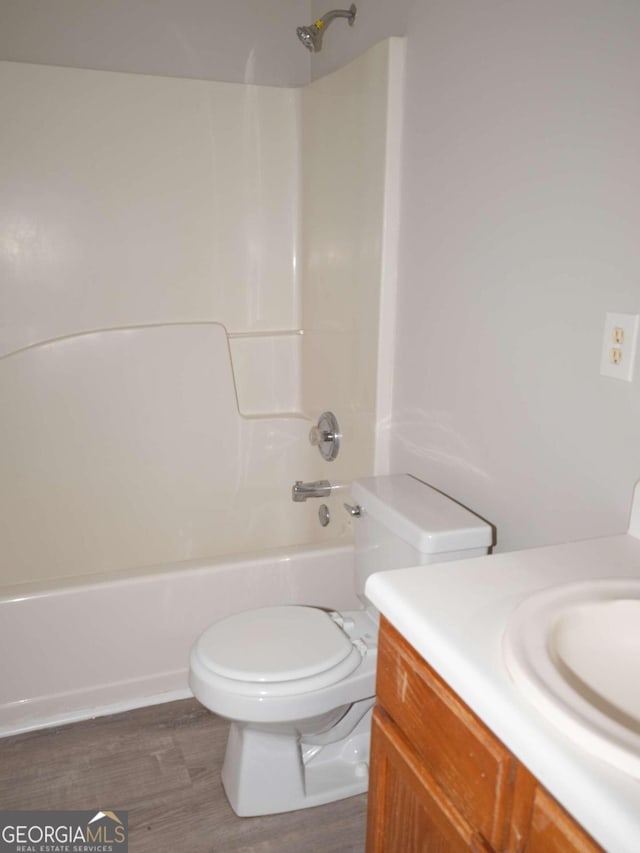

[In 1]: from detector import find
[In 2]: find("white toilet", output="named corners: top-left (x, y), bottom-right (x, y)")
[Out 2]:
top-left (189, 474), bottom-right (492, 816)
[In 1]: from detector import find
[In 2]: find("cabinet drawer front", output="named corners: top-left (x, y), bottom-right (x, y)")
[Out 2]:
top-left (376, 618), bottom-right (515, 848)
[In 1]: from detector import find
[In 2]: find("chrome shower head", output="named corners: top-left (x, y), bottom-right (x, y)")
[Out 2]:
top-left (296, 5), bottom-right (356, 53)
top-left (296, 25), bottom-right (319, 52)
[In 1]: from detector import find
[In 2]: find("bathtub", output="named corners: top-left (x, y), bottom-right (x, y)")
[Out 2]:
top-left (0, 543), bottom-right (359, 738)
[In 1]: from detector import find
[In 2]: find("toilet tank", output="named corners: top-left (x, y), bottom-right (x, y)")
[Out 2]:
top-left (350, 475), bottom-right (492, 596)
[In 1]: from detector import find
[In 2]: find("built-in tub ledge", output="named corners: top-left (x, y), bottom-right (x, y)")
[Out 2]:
top-left (227, 329), bottom-right (305, 417)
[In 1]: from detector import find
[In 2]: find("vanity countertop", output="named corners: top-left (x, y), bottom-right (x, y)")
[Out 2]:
top-left (365, 531), bottom-right (640, 853)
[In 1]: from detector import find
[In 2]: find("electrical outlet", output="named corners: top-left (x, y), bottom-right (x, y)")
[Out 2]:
top-left (600, 312), bottom-right (639, 382)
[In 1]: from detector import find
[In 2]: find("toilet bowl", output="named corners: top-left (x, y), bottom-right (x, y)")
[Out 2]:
top-left (190, 605), bottom-right (378, 816)
top-left (189, 474), bottom-right (492, 816)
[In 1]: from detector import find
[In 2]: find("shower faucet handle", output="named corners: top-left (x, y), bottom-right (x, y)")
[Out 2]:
top-left (309, 411), bottom-right (341, 461)
top-left (309, 426), bottom-right (335, 445)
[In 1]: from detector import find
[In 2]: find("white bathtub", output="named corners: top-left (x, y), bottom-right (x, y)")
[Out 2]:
top-left (0, 543), bottom-right (359, 737)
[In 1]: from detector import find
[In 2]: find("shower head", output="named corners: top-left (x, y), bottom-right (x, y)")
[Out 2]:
top-left (296, 5), bottom-right (357, 53)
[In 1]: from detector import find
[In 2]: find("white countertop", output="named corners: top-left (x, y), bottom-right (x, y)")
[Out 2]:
top-left (365, 532), bottom-right (640, 853)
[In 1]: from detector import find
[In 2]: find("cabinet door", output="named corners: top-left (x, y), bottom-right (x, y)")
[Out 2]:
top-left (510, 765), bottom-right (603, 853)
top-left (366, 708), bottom-right (495, 853)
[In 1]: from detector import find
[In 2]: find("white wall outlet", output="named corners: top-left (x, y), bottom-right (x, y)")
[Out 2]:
top-left (600, 312), bottom-right (639, 381)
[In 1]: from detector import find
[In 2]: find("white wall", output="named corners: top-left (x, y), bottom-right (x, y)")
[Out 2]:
top-left (0, 0), bottom-right (310, 86)
top-left (311, 0), bottom-right (640, 552)
top-left (391, 0), bottom-right (640, 552)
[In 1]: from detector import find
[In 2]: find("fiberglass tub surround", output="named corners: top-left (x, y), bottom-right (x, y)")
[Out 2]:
top-left (0, 39), bottom-right (405, 590)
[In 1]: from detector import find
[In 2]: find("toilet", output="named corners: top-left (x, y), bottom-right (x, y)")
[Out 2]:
top-left (189, 474), bottom-right (492, 816)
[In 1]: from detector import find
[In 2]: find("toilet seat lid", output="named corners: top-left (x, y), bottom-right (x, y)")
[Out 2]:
top-left (194, 606), bottom-right (355, 683)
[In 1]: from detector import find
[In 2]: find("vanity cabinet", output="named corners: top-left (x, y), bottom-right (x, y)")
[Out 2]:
top-left (366, 617), bottom-right (602, 853)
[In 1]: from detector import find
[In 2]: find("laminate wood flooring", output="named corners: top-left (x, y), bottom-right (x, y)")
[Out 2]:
top-left (0, 699), bottom-right (367, 853)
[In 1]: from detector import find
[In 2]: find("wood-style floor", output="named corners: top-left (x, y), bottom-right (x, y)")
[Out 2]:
top-left (0, 699), bottom-right (367, 852)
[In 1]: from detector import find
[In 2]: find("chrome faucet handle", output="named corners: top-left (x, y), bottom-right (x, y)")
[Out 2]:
top-left (309, 426), bottom-right (335, 445)
top-left (309, 411), bottom-right (341, 461)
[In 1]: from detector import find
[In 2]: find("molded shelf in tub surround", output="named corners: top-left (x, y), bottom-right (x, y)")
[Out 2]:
top-left (227, 330), bottom-right (304, 418)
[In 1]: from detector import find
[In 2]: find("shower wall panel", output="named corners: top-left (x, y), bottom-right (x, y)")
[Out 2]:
top-left (300, 39), bottom-right (404, 486)
top-left (0, 62), bottom-right (319, 588)
top-left (0, 42), bottom-right (403, 587)
top-left (0, 323), bottom-right (337, 588)
top-left (0, 61), bottom-right (300, 356)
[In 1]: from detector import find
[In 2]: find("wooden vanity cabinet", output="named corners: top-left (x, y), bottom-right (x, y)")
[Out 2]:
top-left (366, 617), bottom-right (603, 853)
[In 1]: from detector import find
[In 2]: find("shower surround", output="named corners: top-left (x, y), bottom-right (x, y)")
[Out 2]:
top-left (0, 40), bottom-right (403, 731)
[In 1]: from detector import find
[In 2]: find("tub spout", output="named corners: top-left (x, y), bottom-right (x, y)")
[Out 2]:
top-left (292, 480), bottom-right (332, 502)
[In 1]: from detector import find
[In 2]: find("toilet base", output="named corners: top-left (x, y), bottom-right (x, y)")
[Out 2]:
top-left (221, 698), bottom-right (374, 816)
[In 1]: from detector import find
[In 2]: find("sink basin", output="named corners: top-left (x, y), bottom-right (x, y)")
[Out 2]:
top-left (503, 578), bottom-right (640, 777)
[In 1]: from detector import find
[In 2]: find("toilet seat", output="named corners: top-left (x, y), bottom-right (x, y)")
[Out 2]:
top-left (191, 606), bottom-right (365, 698)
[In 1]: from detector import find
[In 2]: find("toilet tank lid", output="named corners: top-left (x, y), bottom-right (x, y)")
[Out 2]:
top-left (351, 475), bottom-right (492, 553)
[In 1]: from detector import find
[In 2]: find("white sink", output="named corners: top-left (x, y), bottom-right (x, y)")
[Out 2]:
top-left (503, 578), bottom-right (640, 777)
